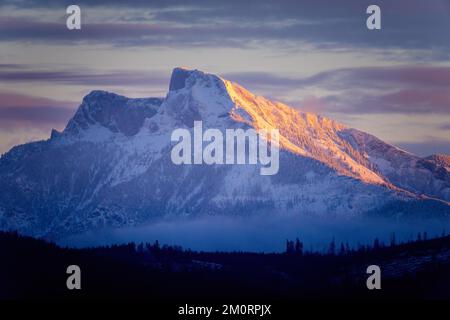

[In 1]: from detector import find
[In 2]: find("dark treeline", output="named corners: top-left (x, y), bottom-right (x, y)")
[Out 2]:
top-left (1, 230), bottom-right (450, 300)
top-left (285, 230), bottom-right (447, 256)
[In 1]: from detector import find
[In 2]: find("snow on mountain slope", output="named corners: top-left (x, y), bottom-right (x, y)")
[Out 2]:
top-left (339, 129), bottom-right (450, 201)
top-left (224, 79), bottom-right (386, 185)
top-left (0, 67), bottom-right (448, 240)
top-left (424, 154), bottom-right (450, 171)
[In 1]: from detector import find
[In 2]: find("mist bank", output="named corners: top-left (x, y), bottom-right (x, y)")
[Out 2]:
top-left (58, 214), bottom-right (450, 253)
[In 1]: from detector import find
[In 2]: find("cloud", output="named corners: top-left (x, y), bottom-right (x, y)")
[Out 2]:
top-left (0, 106), bottom-right (74, 126)
top-left (0, 16), bottom-right (260, 48)
top-left (0, 92), bottom-right (76, 129)
top-left (0, 91), bottom-right (76, 108)
top-left (0, 63), bottom-right (28, 69)
top-left (228, 66), bottom-right (450, 91)
top-left (0, 91), bottom-right (78, 153)
top-left (304, 66), bottom-right (450, 90)
top-left (312, 89), bottom-right (450, 115)
top-left (226, 67), bottom-right (450, 115)
top-left (0, 126), bottom-right (52, 155)
top-left (0, 65), bottom-right (169, 87)
top-left (0, 0), bottom-right (449, 56)
top-left (439, 124), bottom-right (450, 130)
top-left (396, 137), bottom-right (450, 157)
top-left (2, 63), bottom-right (450, 116)
top-left (224, 72), bottom-right (302, 89)
top-left (3, 65), bottom-right (450, 116)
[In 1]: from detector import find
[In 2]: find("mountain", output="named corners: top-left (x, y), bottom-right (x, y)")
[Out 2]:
top-left (424, 154), bottom-right (450, 171)
top-left (0, 67), bottom-right (449, 240)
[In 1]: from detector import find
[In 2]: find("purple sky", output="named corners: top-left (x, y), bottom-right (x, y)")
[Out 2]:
top-left (0, 0), bottom-right (449, 156)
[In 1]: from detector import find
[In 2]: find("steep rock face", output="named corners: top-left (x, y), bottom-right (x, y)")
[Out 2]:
top-left (65, 91), bottom-right (162, 136)
top-left (0, 67), bottom-right (448, 240)
top-left (169, 67), bottom-right (196, 91)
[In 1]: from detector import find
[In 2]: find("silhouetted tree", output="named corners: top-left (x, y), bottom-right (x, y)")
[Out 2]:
top-left (373, 238), bottom-right (380, 250)
top-left (390, 232), bottom-right (396, 247)
top-left (127, 242), bottom-right (136, 253)
top-left (339, 242), bottom-right (346, 255)
top-left (295, 238), bottom-right (303, 256)
top-left (286, 240), bottom-right (295, 255)
top-left (357, 244), bottom-right (366, 253)
top-left (328, 238), bottom-right (336, 255)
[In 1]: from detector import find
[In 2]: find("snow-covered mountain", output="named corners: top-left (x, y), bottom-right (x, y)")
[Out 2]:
top-left (0, 67), bottom-right (449, 240)
top-left (424, 154), bottom-right (450, 171)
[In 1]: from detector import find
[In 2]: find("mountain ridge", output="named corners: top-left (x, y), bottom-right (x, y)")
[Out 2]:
top-left (0, 67), bottom-right (448, 240)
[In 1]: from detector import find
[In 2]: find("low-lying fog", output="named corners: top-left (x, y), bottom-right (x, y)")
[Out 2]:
top-left (60, 215), bottom-right (450, 253)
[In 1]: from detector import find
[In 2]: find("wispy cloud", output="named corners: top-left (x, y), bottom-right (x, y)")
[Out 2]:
top-left (0, 65), bottom-right (168, 87)
top-left (0, 92), bottom-right (76, 129)
top-left (439, 124), bottom-right (450, 131)
top-left (298, 89), bottom-right (450, 115)
top-left (229, 66), bottom-right (450, 91)
top-left (1, 0), bottom-right (449, 56)
top-left (227, 66), bottom-right (450, 115)
top-left (0, 106), bottom-right (74, 127)
top-left (3, 65), bottom-right (450, 116)
top-left (396, 137), bottom-right (450, 157)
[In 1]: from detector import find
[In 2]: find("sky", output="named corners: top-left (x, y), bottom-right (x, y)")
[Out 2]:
top-left (0, 0), bottom-right (449, 156)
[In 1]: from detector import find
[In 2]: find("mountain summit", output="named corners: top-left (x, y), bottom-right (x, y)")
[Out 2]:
top-left (0, 67), bottom-right (449, 240)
